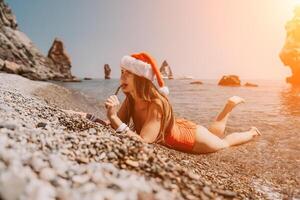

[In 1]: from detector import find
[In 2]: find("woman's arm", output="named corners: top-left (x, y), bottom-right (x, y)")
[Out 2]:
top-left (139, 103), bottom-right (162, 143)
top-left (105, 95), bottom-right (161, 143)
top-left (108, 115), bottom-right (143, 140)
top-left (117, 97), bottom-right (129, 124)
top-left (105, 96), bottom-right (143, 140)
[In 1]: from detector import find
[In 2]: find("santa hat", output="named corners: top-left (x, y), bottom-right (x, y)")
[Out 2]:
top-left (120, 52), bottom-right (169, 95)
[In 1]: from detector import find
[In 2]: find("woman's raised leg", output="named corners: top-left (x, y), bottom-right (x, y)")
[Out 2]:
top-left (208, 96), bottom-right (245, 138)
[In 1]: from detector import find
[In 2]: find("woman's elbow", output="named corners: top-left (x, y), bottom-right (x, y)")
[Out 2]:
top-left (140, 136), bottom-right (156, 144)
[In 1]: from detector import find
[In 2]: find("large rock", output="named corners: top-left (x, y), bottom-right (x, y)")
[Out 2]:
top-left (0, 0), bottom-right (78, 81)
top-left (2, 60), bottom-right (21, 73)
top-left (104, 64), bottom-right (111, 79)
top-left (47, 38), bottom-right (75, 80)
top-left (218, 75), bottom-right (241, 86)
top-left (280, 6), bottom-right (300, 85)
top-left (160, 60), bottom-right (173, 79)
top-left (190, 80), bottom-right (203, 85)
top-left (244, 82), bottom-right (258, 87)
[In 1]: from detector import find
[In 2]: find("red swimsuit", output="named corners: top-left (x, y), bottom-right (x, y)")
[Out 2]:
top-left (164, 118), bottom-right (197, 152)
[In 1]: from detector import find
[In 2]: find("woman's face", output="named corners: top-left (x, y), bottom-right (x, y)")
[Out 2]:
top-left (120, 68), bottom-right (135, 94)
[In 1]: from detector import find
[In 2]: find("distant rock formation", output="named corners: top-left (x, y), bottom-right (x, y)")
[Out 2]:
top-left (280, 6), bottom-right (300, 85)
top-left (104, 64), bottom-right (111, 79)
top-left (244, 82), bottom-right (258, 87)
top-left (0, 0), bottom-right (78, 81)
top-left (160, 60), bottom-right (173, 79)
top-left (218, 75), bottom-right (241, 86)
top-left (47, 38), bottom-right (77, 81)
top-left (190, 81), bottom-right (203, 85)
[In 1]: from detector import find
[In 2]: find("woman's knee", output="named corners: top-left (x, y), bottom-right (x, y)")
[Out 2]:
top-left (208, 122), bottom-right (225, 137)
top-left (192, 141), bottom-right (228, 154)
top-left (193, 126), bottom-right (229, 153)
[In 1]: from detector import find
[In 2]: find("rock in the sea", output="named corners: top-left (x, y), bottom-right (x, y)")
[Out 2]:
top-left (244, 82), bottom-right (258, 87)
top-left (280, 6), bottom-right (300, 86)
top-left (0, 0), bottom-right (78, 81)
top-left (218, 75), bottom-right (241, 86)
top-left (47, 38), bottom-right (78, 82)
top-left (190, 80), bottom-right (203, 85)
top-left (84, 77), bottom-right (92, 80)
top-left (104, 64), bottom-right (111, 79)
top-left (160, 60), bottom-right (174, 79)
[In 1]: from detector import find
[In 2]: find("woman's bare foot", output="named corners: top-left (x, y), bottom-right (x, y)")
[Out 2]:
top-left (215, 96), bottom-right (246, 121)
top-left (228, 95), bottom-right (245, 105)
top-left (250, 126), bottom-right (262, 137)
top-left (227, 96), bottom-right (245, 111)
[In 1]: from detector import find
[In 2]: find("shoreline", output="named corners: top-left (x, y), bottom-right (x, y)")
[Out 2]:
top-left (0, 73), bottom-right (298, 199)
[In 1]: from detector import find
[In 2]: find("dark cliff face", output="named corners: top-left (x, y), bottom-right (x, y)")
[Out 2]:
top-left (280, 6), bottom-right (300, 86)
top-left (0, 0), bottom-right (77, 81)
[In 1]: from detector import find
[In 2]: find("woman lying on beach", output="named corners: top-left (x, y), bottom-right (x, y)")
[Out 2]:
top-left (65, 52), bottom-right (261, 154)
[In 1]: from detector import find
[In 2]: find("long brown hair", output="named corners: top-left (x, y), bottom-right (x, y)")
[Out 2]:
top-left (124, 74), bottom-right (174, 144)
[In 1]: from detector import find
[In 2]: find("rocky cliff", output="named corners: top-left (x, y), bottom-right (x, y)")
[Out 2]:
top-left (160, 60), bottom-right (173, 79)
top-left (104, 64), bottom-right (111, 79)
top-left (0, 0), bottom-right (78, 81)
top-left (280, 6), bottom-right (300, 85)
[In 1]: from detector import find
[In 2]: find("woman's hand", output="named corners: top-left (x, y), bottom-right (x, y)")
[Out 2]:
top-left (105, 95), bottom-right (120, 120)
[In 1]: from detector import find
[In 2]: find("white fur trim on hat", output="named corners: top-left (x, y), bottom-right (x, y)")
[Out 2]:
top-left (120, 56), bottom-right (155, 81)
top-left (158, 86), bottom-right (169, 96)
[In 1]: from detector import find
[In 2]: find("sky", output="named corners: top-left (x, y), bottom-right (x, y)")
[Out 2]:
top-left (6, 0), bottom-right (300, 80)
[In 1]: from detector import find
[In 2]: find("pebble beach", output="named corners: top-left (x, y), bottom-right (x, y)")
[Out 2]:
top-left (0, 73), bottom-right (299, 200)
top-left (0, 73), bottom-right (237, 200)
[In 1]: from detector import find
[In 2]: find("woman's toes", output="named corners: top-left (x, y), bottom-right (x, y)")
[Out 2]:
top-left (228, 96), bottom-right (245, 106)
top-left (250, 126), bottom-right (262, 136)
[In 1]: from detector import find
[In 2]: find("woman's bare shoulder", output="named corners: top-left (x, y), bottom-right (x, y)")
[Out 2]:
top-left (148, 100), bottom-right (163, 119)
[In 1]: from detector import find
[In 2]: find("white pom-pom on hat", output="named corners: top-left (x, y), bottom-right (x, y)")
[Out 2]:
top-left (158, 86), bottom-right (169, 96)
